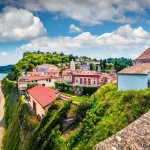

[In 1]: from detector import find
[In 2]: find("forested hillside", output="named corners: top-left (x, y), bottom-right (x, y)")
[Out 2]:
top-left (7, 52), bottom-right (70, 80)
top-left (6, 51), bottom-right (133, 80)
top-left (2, 80), bottom-right (150, 150)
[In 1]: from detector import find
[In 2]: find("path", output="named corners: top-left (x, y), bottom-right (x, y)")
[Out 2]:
top-left (0, 82), bottom-right (5, 149)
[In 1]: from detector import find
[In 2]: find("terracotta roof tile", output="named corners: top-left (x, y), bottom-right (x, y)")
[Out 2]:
top-left (18, 76), bottom-right (53, 82)
top-left (118, 63), bottom-right (150, 74)
top-left (28, 85), bottom-right (58, 107)
top-left (135, 48), bottom-right (150, 60)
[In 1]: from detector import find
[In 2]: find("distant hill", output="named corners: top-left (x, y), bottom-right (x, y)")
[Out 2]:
top-left (0, 65), bottom-right (13, 73)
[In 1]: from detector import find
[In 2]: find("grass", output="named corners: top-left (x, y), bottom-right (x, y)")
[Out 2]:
top-left (71, 95), bottom-right (89, 103)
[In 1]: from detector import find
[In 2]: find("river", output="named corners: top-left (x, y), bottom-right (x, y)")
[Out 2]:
top-left (0, 73), bottom-right (7, 80)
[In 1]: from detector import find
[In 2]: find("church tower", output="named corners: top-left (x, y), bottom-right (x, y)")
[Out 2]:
top-left (70, 59), bottom-right (75, 70)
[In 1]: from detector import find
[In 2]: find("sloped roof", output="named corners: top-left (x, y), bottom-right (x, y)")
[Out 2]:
top-left (135, 48), bottom-right (150, 60)
top-left (28, 85), bottom-right (58, 108)
top-left (18, 76), bottom-right (53, 82)
top-left (118, 63), bottom-right (150, 75)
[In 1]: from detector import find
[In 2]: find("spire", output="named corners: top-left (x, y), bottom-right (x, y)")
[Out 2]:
top-left (70, 59), bottom-right (75, 70)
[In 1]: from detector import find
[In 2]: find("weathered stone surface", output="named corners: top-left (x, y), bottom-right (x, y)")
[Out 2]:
top-left (95, 110), bottom-right (150, 150)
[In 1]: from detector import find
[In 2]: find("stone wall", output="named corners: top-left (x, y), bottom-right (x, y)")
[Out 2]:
top-left (95, 110), bottom-right (150, 150)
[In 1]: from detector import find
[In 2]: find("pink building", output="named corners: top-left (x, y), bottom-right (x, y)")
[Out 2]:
top-left (62, 59), bottom-right (75, 82)
top-left (62, 69), bottom-right (73, 82)
top-left (72, 70), bottom-right (103, 87)
top-left (45, 69), bottom-right (59, 78)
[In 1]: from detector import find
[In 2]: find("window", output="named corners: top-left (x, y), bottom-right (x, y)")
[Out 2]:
top-left (76, 80), bottom-right (78, 83)
top-left (46, 79), bottom-right (48, 81)
top-left (94, 81), bottom-right (96, 84)
top-left (42, 84), bottom-right (45, 86)
top-left (80, 78), bottom-right (82, 84)
top-left (88, 79), bottom-right (91, 85)
top-left (84, 78), bottom-right (86, 85)
top-left (49, 79), bottom-right (51, 82)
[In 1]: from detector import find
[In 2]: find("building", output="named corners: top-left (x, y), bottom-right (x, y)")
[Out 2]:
top-left (70, 59), bottom-right (75, 70)
top-left (45, 69), bottom-right (59, 78)
top-left (72, 70), bottom-right (102, 87)
top-left (118, 63), bottom-right (150, 90)
top-left (78, 65), bottom-right (90, 70)
top-left (18, 76), bottom-right (57, 91)
top-left (35, 64), bottom-right (58, 74)
top-left (28, 85), bottom-right (59, 119)
top-left (62, 69), bottom-right (73, 82)
top-left (27, 72), bottom-right (43, 77)
top-left (133, 47), bottom-right (150, 65)
top-left (62, 60), bottom-right (75, 82)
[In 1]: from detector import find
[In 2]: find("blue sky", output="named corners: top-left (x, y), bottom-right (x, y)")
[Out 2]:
top-left (1, 0), bottom-right (150, 65)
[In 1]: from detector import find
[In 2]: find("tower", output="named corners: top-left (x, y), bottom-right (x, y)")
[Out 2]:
top-left (70, 59), bottom-right (75, 70)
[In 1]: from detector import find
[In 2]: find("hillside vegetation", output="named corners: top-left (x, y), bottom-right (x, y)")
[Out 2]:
top-left (2, 80), bottom-right (150, 150)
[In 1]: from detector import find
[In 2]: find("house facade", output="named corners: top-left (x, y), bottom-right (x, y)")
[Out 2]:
top-left (72, 70), bottom-right (101, 87)
top-left (18, 76), bottom-right (57, 91)
top-left (118, 63), bottom-right (150, 90)
top-left (45, 69), bottom-right (59, 77)
top-left (28, 85), bottom-right (59, 119)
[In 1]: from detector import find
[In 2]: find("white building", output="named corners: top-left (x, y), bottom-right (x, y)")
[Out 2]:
top-left (118, 63), bottom-right (150, 90)
top-left (18, 76), bottom-right (57, 91)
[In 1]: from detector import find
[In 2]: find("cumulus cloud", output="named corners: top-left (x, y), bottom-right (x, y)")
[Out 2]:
top-left (1, 52), bottom-right (8, 56)
top-left (17, 25), bottom-right (150, 57)
top-left (0, 6), bottom-right (47, 42)
top-left (1, 0), bottom-right (150, 25)
top-left (69, 24), bottom-right (83, 33)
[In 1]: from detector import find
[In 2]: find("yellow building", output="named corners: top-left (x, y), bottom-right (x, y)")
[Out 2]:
top-left (28, 85), bottom-right (59, 119)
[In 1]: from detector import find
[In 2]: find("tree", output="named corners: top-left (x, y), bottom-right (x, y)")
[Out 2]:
top-left (89, 63), bottom-right (95, 70)
top-left (60, 52), bottom-right (64, 56)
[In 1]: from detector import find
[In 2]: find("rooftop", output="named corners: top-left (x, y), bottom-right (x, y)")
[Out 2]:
top-left (18, 76), bottom-right (53, 82)
top-left (118, 63), bottom-right (150, 75)
top-left (28, 85), bottom-right (59, 108)
top-left (135, 47), bottom-right (150, 60)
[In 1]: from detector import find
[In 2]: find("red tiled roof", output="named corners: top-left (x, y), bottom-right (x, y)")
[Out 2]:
top-left (135, 48), bottom-right (150, 60)
top-left (18, 76), bottom-right (53, 82)
top-left (28, 85), bottom-right (58, 108)
top-left (118, 63), bottom-right (150, 74)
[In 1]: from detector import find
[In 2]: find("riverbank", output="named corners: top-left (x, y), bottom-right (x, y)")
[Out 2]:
top-left (0, 82), bottom-right (5, 149)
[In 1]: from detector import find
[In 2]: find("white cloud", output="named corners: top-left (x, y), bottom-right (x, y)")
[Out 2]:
top-left (0, 6), bottom-right (47, 42)
top-left (2, 0), bottom-right (150, 25)
top-left (53, 16), bottom-right (58, 20)
top-left (1, 52), bottom-right (8, 56)
top-left (17, 25), bottom-right (150, 58)
top-left (69, 24), bottom-right (83, 33)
